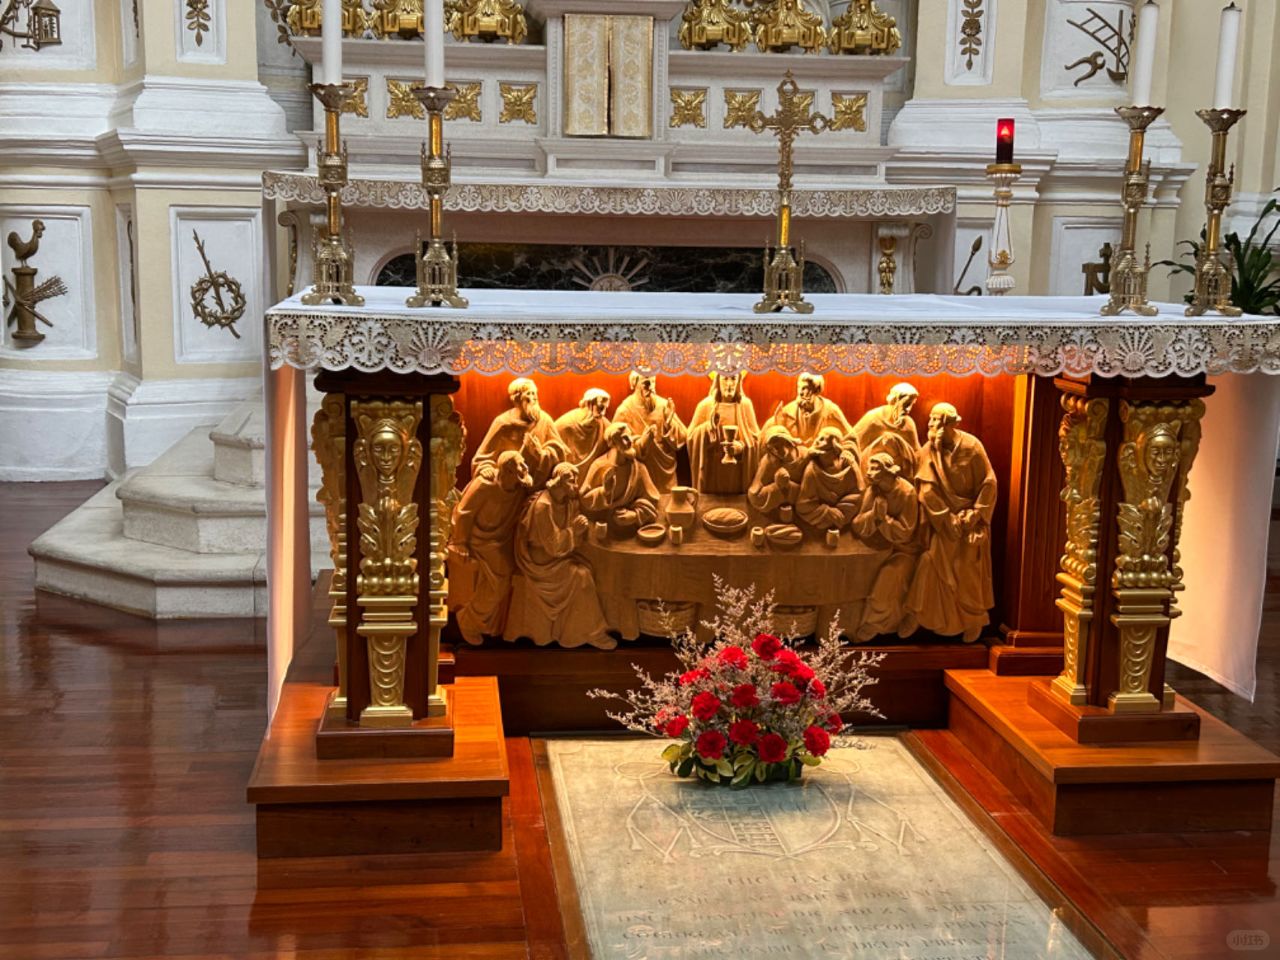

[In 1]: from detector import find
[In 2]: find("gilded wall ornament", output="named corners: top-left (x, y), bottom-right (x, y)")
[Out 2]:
top-left (1051, 394), bottom-right (1108, 706)
top-left (188, 230), bottom-right (246, 339)
top-left (428, 394), bottom-right (466, 707)
top-left (670, 88), bottom-right (708, 129)
top-left (262, 0), bottom-right (298, 54)
top-left (341, 77), bottom-right (369, 117)
top-left (352, 399), bottom-right (424, 727)
top-left (0, 0), bottom-right (62, 50)
top-left (371, 0), bottom-right (421, 38)
top-left (829, 92), bottom-right (867, 132)
top-left (186, 0), bottom-right (211, 46)
top-left (386, 78), bottom-right (426, 119)
top-left (453, 0), bottom-right (527, 44)
top-left (679, 0), bottom-right (751, 52)
top-left (828, 0), bottom-right (900, 55)
top-left (4, 219), bottom-right (67, 347)
top-left (276, 210), bottom-right (300, 298)
top-left (959, 0), bottom-right (982, 70)
top-left (445, 81), bottom-right (482, 122)
top-left (499, 82), bottom-right (537, 124)
top-left (1064, 6), bottom-right (1130, 87)
top-left (877, 236), bottom-right (896, 294)
top-left (753, 0), bottom-right (825, 54)
top-left (312, 394), bottom-right (349, 717)
top-left (285, 0), bottom-right (320, 33)
top-left (723, 89), bottom-right (761, 129)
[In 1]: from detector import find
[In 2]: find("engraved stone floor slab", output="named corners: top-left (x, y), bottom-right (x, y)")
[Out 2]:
top-left (544, 736), bottom-right (1094, 960)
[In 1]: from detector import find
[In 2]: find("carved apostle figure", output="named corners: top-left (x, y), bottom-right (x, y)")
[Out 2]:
top-left (450, 450), bottom-right (534, 644)
top-left (612, 372), bottom-right (688, 494)
top-left (851, 381), bottom-right (920, 477)
top-left (796, 427), bottom-right (863, 531)
top-left (905, 402), bottom-right (997, 642)
top-left (553, 388), bottom-right (612, 476)
top-left (472, 378), bottom-right (568, 488)
top-left (852, 452), bottom-right (920, 641)
top-left (762, 373), bottom-right (852, 448)
top-left (582, 423), bottom-right (661, 531)
top-left (506, 463), bottom-right (615, 650)
top-left (687, 371), bottom-right (760, 495)
top-left (747, 425), bottom-right (807, 517)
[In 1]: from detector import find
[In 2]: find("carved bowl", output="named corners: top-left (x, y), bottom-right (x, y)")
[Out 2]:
top-left (764, 523), bottom-right (804, 549)
top-left (637, 524), bottom-right (667, 546)
top-left (702, 507), bottom-right (750, 538)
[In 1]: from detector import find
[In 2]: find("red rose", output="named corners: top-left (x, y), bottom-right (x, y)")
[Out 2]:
top-left (696, 729), bottom-right (728, 761)
top-left (664, 715), bottom-right (689, 737)
top-left (758, 732), bottom-right (788, 763)
top-left (730, 683), bottom-right (760, 709)
top-left (729, 719), bottom-right (760, 746)
top-left (807, 677), bottom-right (825, 699)
top-left (804, 725), bottom-right (831, 757)
top-left (691, 691), bottom-right (722, 721)
top-left (825, 712), bottom-right (844, 734)
top-left (752, 633), bottom-right (782, 660)
top-left (679, 668), bottom-right (710, 686)
top-left (792, 663), bottom-right (815, 684)
top-left (770, 681), bottom-right (802, 705)
top-left (717, 646), bottom-right (749, 669)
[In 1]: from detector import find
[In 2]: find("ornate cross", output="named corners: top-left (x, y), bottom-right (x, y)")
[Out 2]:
top-left (749, 71), bottom-right (829, 194)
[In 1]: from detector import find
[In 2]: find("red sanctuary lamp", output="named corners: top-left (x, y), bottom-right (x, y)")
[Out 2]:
top-left (995, 118), bottom-right (1015, 166)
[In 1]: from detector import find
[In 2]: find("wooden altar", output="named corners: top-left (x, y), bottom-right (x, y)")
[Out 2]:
top-left (249, 287), bottom-right (1280, 854)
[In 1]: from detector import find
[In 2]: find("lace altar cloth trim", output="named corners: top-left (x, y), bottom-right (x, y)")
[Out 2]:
top-left (267, 288), bottom-right (1280, 378)
top-left (261, 171), bottom-right (956, 219)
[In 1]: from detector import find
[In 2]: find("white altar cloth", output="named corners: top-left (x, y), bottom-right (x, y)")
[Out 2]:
top-left (263, 289), bottom-right (1280, 715)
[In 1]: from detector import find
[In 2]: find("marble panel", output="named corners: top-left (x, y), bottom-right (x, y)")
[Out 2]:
top-left (1, 205), bottom-right (95, 359)
top-left (1040, 0), bottom-right (1134, 102)
top-left (546, 736), bottom-right (1094, 960)
top-left (169, 206), bottom-right (264, 364)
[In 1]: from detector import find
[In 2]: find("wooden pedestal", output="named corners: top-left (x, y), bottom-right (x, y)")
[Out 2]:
top-left (1027, 676), bottom-right (1199, 744)
top-left (315, 689), bottom-right (456, 759)
top-left (945, 670), bottom-right (1280, 836)
top-left (248, 672), bottom-right (508, 858)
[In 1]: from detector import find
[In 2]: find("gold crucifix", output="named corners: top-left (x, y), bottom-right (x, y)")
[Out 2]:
top-left (749, 71), bottom-right (829, 313)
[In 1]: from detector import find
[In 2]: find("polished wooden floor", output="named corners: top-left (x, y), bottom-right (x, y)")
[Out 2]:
top-left (2, 480), bottom-right (1278, 960)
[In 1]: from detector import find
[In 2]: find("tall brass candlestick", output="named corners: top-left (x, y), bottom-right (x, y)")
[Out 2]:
top-left (301, 83), bottom-right (364, 307)
top-left (1101, 105), bottom-right (1163, 317)
top-left (1186, 107), bottom-right (1246, 317)
top-left (405, 86), bottom-right (468, 309)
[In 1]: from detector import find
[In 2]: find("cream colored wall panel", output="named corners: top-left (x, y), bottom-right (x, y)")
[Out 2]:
top-left (0, 0), bottom-right (96, 72)
top-left (946, 0), bottom-right (996, 86)
top-left (169, 206), bottom-right (263, 364)
top-left (116, 204), bottom-right (140, 364)
top-left (121, 0), bottom-right (140, 66)
top-left (1, 205), bottom-right (96, 360)
top-left (1048, 215), bottom-right (1121, 296)
top-left (177, 0), bottom-right (227, 64)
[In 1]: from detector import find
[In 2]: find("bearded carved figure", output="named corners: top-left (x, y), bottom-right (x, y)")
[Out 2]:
top-left (851, 381), bottom-right (920, 478)
top-left (581, 423), bottom-right (661, 532)
top-left (761, 372), bottom-right (852, 449)
top-left (472, 378), bottom-right (568, 488)
top-left (687, 371), bottom-right (760, 495)
top-left (612, 372), bottom-right (687, 494)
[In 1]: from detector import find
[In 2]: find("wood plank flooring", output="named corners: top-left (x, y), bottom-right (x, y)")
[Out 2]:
top-left (2, 480), bottom-right (1279, 959)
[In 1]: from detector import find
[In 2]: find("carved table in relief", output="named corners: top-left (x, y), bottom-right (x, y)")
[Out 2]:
top-left (265, 287), bottom-right (1280, 755)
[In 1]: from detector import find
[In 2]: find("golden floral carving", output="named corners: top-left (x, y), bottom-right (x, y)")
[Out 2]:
top-left (669, 88), bottom-right (707, 129)
top-left (445, 81), bottom-right (482, 121)
top-left (342, 77), bottom-right (369, 117)
top-left (877, 236), bottom-right (896, 295)
top-left (828, 0), bottom-right (901, 55)
top-left (371, 0), bottom-right (422, 38)
top-left (387, 78), bottom-right (426, 120)
top-left (453, 0), bottom-right (528, 43)
top-left (311, 394), bottom-right (349, 714)
top-left (723, 89), bottom-right (761, 129)
top-left (1051, 394), bottom-right (1108, 706)
top-left (352, 399), bottom-right (423, 726)
top-left (753, 0), bottom-right (826, 54)
top-left (499, 82), bottom-right (537, 124)
top-left (829, 92), bottom-right (868, 132)
top-left (679, 0), bottom-right (751, 51)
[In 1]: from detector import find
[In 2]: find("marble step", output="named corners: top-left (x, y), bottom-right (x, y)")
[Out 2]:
top-left (30, 481), bottom-right (330, 619)
top-left (210, 403), bottom-right (266, 486)
top-left (117, 427), bottom-right (326, 555)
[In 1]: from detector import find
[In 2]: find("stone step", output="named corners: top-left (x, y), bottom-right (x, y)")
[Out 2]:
top-left (117, 427), bottom-right (326, 555)
top-left (30, 481), bottom-right (330, 619)
top-left (210, 403), bottom-right (266, 486)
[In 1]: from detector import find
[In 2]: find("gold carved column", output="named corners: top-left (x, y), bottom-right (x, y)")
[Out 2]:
top-left (311, 395), bottom-right (349, 719)
top-left (1034, 376), bottom-right (1212, 742)
top-left (427, 394), bottom-right (466, 718)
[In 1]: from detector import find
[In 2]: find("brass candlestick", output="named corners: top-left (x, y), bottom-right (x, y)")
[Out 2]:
top-left (406, 86), bottom-right (468, 309)
top-left (751, 72), bottom-right (829, 314)
top-left (301, 83), bottom-right (363, 307)
top-left (1100, 106), bottom-right (1163, 316)
top-left (1187, 107), bottom-right (1246, 317)
top-left (984, 162), bottom-right (1021, 296)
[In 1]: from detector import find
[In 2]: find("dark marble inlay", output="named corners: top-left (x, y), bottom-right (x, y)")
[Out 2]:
top-left (375, 243), bottom-right (838, 294)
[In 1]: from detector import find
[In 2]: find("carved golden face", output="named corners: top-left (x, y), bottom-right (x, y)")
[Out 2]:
top-left (718, 373), bottom-right (740, 401)
top-left (1145, 431), bottom-right (1178, 481)
top-left (371, 423), bottom-right (407, 479)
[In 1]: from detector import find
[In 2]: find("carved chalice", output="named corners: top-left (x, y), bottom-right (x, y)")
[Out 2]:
top-left (720, 424), bottom-right (739, 464)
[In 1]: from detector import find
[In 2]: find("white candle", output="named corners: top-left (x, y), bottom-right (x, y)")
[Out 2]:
top-left (1131, 1), bottom-right (1159, 106)
top-left (425, 0), bottom-right (445, 88)
top-left (1213, 2), bottom-right (1242, 109)
top-left (321, 0), bottom-right (342, 86)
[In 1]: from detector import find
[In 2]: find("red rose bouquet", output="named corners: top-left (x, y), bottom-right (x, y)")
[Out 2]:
top-left (589, 579), bottom-right (884, 787)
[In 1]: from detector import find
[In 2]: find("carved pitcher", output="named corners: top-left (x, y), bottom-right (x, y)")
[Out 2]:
top-left (666, 486), bottom-right (699, 531)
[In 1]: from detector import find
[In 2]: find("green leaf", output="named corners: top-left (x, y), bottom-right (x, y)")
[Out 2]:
top-left (800, 753), bottom-right (822, 766)
top-left (676, 757), bottom-right (694, 778)
top-left (661, 743), bottom-right (683, 765)
top-left (715, 758), bottom-right (734, 778)
top-left (754, 763), bottom-right (767, 782)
